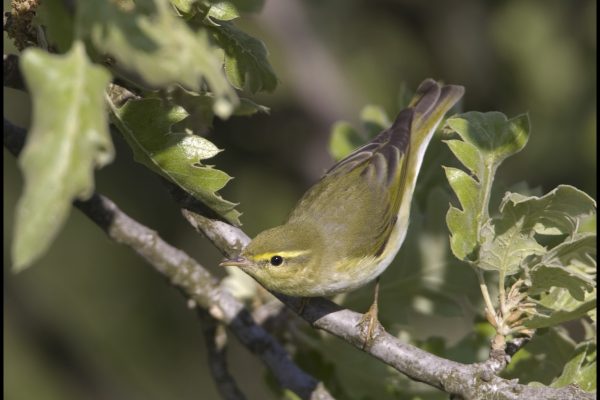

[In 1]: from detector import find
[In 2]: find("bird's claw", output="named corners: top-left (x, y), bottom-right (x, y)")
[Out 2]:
top-left (357, 301), bottom-right (383, 349)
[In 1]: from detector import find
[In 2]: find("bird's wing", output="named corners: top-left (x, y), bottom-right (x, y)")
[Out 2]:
top-left (288, 79), bottom-right (463, 261)
top-left (286, 107), bottom-right (414, 260)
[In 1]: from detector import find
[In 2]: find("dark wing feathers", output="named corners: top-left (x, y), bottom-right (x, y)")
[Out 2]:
top-left (327, 108), bottom-right (414, 188)
top-left (386, 108), bottom-right (413, 154)
top-left (379, 145), bottom-right (401, 185)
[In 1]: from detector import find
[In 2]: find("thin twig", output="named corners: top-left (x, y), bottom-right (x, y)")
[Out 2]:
top-left (197, 310), bottom-right (248, 400)
top-left (476, 268), bottom-right (498, 327)
top-left (499, 271), bottom-right (507, 320)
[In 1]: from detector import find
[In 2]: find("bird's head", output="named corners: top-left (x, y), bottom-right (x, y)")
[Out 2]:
top-left (219, 222), bottom-right (323, 295)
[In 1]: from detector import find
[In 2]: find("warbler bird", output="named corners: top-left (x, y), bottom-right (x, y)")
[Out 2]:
top-left (221, 79), bottom-right (464, 340)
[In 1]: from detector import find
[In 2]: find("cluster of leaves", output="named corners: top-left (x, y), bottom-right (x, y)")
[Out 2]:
top-left (444, 111), bottom-right (596, 390)
top-left (11, 0), bottom-right (277, 270)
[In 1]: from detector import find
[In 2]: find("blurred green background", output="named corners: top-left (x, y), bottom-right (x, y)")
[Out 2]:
top-left (4, 0), bottom-right (596, 399)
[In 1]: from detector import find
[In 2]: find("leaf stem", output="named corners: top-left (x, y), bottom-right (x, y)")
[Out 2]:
top-left (476, 269), bottom-right (497, 326)
top-left (477, 160), bottom-right (496, 237)
top-left (498, 271), bottom-right (507, 318)
top-left (475, 161), bottom-right (503, 330)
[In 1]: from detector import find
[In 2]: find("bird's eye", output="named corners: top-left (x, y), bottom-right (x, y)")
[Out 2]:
top-left (270, 255), bottom-right (284, 266)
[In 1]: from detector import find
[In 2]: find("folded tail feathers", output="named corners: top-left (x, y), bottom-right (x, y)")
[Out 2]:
top-left (408, 78), bottom-right (442, 123)
top-left (389, 79), bottom-right (464, 151)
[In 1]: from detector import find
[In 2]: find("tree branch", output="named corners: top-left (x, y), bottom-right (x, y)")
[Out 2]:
top-left (183, 211), bottom-right (595, 400)
top-left (3, 119), bottom-right (334, 400)
top-left (197, 310), bottom-right (248, 400)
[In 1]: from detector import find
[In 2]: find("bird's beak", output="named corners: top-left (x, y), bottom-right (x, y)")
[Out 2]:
top-left (219, 256), bottom-right (251, 268)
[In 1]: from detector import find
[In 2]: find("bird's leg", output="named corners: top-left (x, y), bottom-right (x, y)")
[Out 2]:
top-left (357, 278), bottom-right (383, 349)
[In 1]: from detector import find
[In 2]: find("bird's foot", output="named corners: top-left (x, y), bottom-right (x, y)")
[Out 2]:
top-left (357, 301), bottom-right (383, 350)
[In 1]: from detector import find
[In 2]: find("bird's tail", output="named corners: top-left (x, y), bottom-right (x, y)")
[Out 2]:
top-left (388, 79), bottom-right (464, 247)
top-left (392, 79), bottom-right (464, 198)
top-left (408, 79), bottom-right (464, 156)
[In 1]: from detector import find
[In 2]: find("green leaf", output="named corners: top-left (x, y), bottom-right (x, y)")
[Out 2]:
top-left (447, 111), bottom-right (530, 166)
top-left (552, 346), bottom-right (587, 388)
top-left (443, 111), bottom-right (531, 264)
top-left (552, 342), bottom-right (597, 391)
top-left (444, 167), bottom-right (480, 260)
top-left (525, 287), bottom-right (596, 328)
top-left (110, 97), bottom-right (241, 225)
top-left (577, 362), bottom-right (597, 392)
top-left (206, 1), bottom-right (240, 20)
top-left (478, 209), bottom-right (547, 276)
top-left (209, 21), bottom-right (278, 93)
top-left (530, 265), bottom-right (594, 302)
top-left (525, 224), bottom-right (596, 330)
top-left (77, 0), bottom-right (238, 118)
top-left (529, 234), bottom-right (596, 300)
top-left (444, 139), bottom-right (482, 178)
top-left (478, 185), bottom-right (596, 276)
top-left (328, 122), bottom-right (365, 161)
top-left (360, 105), bottom-right (390, 138)
top-left (13, 42), bottom-right (113, 271)
top-left (500, 185), bottom-right (596, 235)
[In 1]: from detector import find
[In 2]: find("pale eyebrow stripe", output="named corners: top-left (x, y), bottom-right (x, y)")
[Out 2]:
top-left (254, 250), bottom-right (312, 259)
